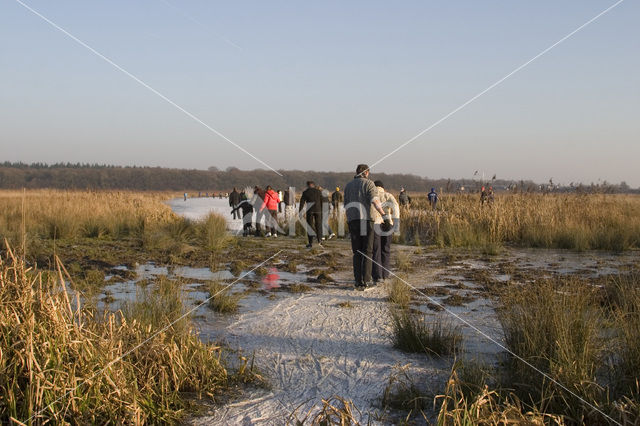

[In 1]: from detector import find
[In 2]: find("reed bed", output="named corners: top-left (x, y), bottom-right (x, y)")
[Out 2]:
top-left (400, 193), bottom-right (640, 250)
top-left (491, 274), bottom-right (640, 423)
top-left (0, 244), bottom-right (243, 424)
top-left (0, 190), bottom-right (230, 265)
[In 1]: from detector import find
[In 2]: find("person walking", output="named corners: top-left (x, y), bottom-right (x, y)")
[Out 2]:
top-left (372, 180), bottom-right (399, 284)
top-left (398, 187), bottom-right (411, 207)
top-left (480, 186), bottom-right (487, 206)
top-left (427, 187), bottom-right (438, 210)
top-left (253, 186), bottom-right (266, 236)
top-left (298, 181), bottom-right (323, 248)
top-left (262, 185), bottom-right (280, 237)
top-left (343, 164), bottom-right (390, 290)
top-left (229, 187), bottom-right (241, 219)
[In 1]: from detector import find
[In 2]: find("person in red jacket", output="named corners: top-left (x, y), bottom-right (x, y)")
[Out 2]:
top-left (262, 185), bottom-right (281, 237)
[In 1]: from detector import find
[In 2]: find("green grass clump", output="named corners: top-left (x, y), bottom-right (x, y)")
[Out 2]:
top-left (208, 281), bottom-right (243, 313)
top-left (386, 278), bottom-right (411, 308)
top-left (390, 309), bottom-right (461, 356)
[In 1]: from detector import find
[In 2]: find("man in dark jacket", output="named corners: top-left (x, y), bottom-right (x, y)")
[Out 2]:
top-left (298, 181), bottom-right (323, 248)
top-left (229, 188), bottom-right (241, 219)
top-left (398, 188), bottom-right (411, 207)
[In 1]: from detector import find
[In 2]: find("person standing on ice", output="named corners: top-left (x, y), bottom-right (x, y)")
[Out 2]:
top-left (229, 187), bottom-right (241, 219)
top-left (298, 181), bottom-right (324, 248)
top-left (231, 191), bottom-right (254, 236)
top-left (343, 164), bottom-right (390, 290)
top-left (262, 185), bottom-right (280, 237)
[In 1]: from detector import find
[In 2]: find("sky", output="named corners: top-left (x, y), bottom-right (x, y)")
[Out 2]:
top-left (1, 0), bottom-right (638, 186)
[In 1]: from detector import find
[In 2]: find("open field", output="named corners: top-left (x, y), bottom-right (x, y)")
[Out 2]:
top-left (1, 190), bottom-right (639, 424)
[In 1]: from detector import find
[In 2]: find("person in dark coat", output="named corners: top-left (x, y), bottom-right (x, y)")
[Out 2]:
top-left (427, 187), bottom-right (438, 210)
top-left (229, 187), bottom-right (241, 219)
top-left (298, 181), bottom-right (323, 248)
top-left (331, 187), bottom-right (343, 210)
top-left (398, 187), bottom-right (411, 207)
top-left (231, 191), bottom-right (254, 236)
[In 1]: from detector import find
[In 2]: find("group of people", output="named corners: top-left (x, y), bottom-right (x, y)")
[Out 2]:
top-left (227, 165), bottom-right (465, 291)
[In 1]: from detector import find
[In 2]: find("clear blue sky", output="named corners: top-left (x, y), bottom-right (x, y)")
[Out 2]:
top-left (1, 1), bottom-right (638, 186)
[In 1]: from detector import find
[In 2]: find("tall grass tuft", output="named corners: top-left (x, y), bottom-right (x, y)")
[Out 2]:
top-left (208, 281), bottom-right (243, 313)
top-left (199, 213), bottom-right (230, 252)
top-left (498, 278), bottom-right (605, 419)
top-left (386, 278), bottom-right (411, 308)
top-left (390, 309), bottom-right (462, 356)
top-left (0, 243), bottom-right (232, 424)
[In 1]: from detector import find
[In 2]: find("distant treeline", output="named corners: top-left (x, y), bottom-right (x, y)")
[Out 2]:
top-left (0, 162), bottom-right (636, 194)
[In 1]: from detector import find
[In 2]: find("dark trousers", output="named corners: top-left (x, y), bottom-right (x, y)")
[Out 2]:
top-left (373, 232), bottom-right (392, 281)
top-left (231, 204), bottom-right (240, 219)
top-left (306, 211), bottom-right (322, 245)
top-left (255, 210), bottom-right (265, 236)
top-left (348, 220), bottom-right (374, 285)
top-left (267, 209), bottom-right (278, 234)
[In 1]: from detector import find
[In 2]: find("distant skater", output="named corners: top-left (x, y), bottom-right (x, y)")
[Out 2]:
top-left (229, 187), bottom-right (241, 219)
top-left (331, 187), bottom-right (343, 214)
top-left (183, 192), bottom-right (187, 201)
top-left (427, 187), bottom-right (438, 210)
top-left (298, 181), bottom-right (323, 248)
top-left (343, 164), bottom-right (390, 290)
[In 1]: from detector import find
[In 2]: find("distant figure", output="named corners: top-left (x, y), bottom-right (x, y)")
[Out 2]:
top-left (253, 186), bottom-right (266, 237)
top-left (299, 181), bottom-right (323, 248)
top-left (488, 186), bottom-right (495, 205)
top-left (372, 180), bottom-right (399, 284)
top-left (277, 189), bottom-right (284, 213)
top-left (331, 187), bottom-right (343, 211)
top-left (229, 187), bottom-right (241, 219)
top-left (398, 187), bottom-right (411, 207)
top-left (231, 191), bottom-right (254, 236)
top-left (427, 187), bottom-right (438, 210)
top-left (480, 186), bottom-right (487, 205)
top-left (262, 185), bottom-right (280, 237)
top-left (183, 192), bottom-right (188, 201)
top-left (283, 187), bottom-right (296, 221)
top-left (319, 186), bottom-right (336, 240)
top-left (343, 164), bottom-right (389, 290)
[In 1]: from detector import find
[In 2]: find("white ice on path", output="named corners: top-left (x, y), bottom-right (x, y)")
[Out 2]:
top-left (166, 196), bottom-right (245, 232)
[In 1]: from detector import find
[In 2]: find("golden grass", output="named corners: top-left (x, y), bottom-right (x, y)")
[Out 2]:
top-left (0, 243), bottom-right (238, 424)
top-left (401, 193), bottom-right (640, 250)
